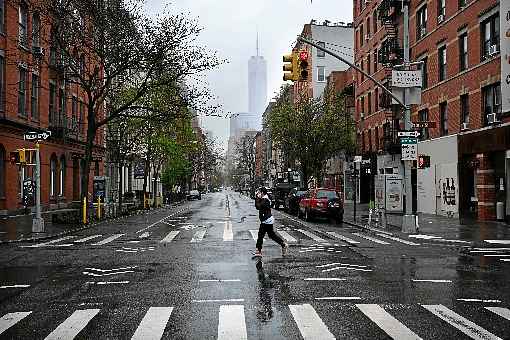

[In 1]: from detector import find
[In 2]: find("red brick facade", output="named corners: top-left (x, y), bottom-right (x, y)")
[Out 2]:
top-left (0, 1), bottom-right (104, 214)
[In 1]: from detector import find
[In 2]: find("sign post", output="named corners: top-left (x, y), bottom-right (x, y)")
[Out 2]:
top-left (401, 137), bottom-right (418, 161)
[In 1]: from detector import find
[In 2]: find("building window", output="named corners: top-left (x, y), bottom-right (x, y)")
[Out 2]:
top-left (95, 161), bottom-right (99, 176)
top-left (440, 102), bottom-right (448, 136)
top-left (437, 0), bottom-right (446, 23)
top-left (459, 33), bottom-right (468, 71)
top-left (373, 10), bottom-right (377, 33)
top-left (482, 83), bottom-right (501, 125)
top-left (418, 109), bottom-right (429, 140)
top-left (360, 24), bottom-right (364, 47)
top-left (367, 92), bottom-right (372, 115)
top-left (375, 87), bottom-right (379, 111)
top-left (31, 74), bottom-right (39, 120)
top-left (32, 13), bottom-right (40, 48)
top-left (317, 66), bottom-right (325, 82)
top-left (317, 41), bottom-right (325, 57)
top-left (481, 14), bottom-right (500, 60)
top-left (361, 97), bottom-right (365, 115)
top-left (416, 5), bottom-right (427, 40)
top-left (419, 57), bottom-right (428, 88)
top-left (375, 127), bottom-right (379, 151)
top-left (18, 67), bottom-right (27, 116)
top-left (438, 45), bottom-right (447, 81)
top-left (368, 129), bottom-right (372, 152)
top-left (360, 60), bottom-right (364, 82)
top-left (18, 3), bottom-right (28, 47)
top-left (0, 55), bottom-right (4, 112)
top-left (458, 0), bottom-right (467, 9)
top-left (460, 94), bottom-right (469, 126)
top-left (79, 100), bottom-right (85, 134)
top-left (59, 88), bottom-right (66, 117)
top-left (0, 0), bottom-right (5, 34)
top-left (0, 145), bottom-right (4, 198)
top-left (50, 155), bottom-right (57, 198)
top-left (367, 54), bottom-right (371, 75)
top-left (366, 17), bottom-right (371, 37)
top-left (373, 49), bottom-right (377, 72)
top-left (72, 96), bottom-right (77, 130)
top-left (59, 156), bottom-right (66, 197)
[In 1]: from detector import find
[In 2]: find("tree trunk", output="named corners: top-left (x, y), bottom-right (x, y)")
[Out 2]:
top-left (118, 162), bottom-right (123, 215)
top-left (301, 165), bottom-right (309, 190)
top-left (81, 120), bottom-right (97, 223)
top-left (142, 158), bottom-right (150, 209)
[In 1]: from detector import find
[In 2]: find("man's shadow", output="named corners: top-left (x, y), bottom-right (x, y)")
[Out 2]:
top-left (255, 260), bottom-right (274, 322)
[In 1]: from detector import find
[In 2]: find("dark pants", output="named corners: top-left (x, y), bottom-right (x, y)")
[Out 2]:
top-left (256, 223), bottom-right (285, 251)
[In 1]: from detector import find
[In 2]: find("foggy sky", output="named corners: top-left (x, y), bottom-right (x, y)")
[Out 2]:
top-left (143, 0), bottom-right (353, 149)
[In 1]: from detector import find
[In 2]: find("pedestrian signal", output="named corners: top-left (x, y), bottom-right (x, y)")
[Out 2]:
top-left (418, 155), bottom-right (430, 169)
top-left (298, 50), bottom-right (309, 81)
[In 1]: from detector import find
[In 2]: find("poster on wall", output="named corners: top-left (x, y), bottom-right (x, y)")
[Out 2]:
top-left (439, 163), bottom-right (458, 217)
top-left (502, 1), bottom-right (510, 113)
top-left (375, 175), bottom-right (385, 209)
top-left (385, 175), bottom-right (403, 212)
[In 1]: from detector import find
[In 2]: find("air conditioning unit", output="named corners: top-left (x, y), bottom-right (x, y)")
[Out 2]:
top-left (489, 45), bottom-right (499, 55)
top-left (420, 27), bottom-right (426, 37)
top-left (487, 113), bottom-right (500, 124)
top-left (365, 34), bottom-right (371, 41)
top-left (32, 46), bottom-right (45, 56)
top-left (360, 112), bottom-right (365, 120)
top-left (437, 14), bottom-right (445, 23)
top-left (461, 122), bottom-right (469, 130)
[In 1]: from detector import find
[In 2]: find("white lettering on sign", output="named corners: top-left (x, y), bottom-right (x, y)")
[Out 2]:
top-left (392, 70), bottom-right (422, 88)
top-left (24, 131), bottom-right (51, 141)
top-left (401, 138), bottom-right (417, 161)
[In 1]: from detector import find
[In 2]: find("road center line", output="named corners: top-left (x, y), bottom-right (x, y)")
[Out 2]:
top-left (223, 221), bottom-right (233, 241)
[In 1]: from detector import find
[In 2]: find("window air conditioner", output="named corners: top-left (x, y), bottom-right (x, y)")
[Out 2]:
top-left (420, 27), bottom-right (426, 37)
top-left (487, 113), bottom-right (500, 124)
top-left (360, 112), bottom-right (365, 120)
top-left (489, 45), bottom-right (499, 55)
top-left (365, 34), bottom-right (371, 41)
top-left (461, 122), bottom-right (469, 130)
top-left (437, 14), bottom-right (444, 23)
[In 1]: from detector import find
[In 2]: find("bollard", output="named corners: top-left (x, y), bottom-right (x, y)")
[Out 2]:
top-left (82, 197), bottom-right (87, 224)
top-left (97, 197), bottom-right (101, 220)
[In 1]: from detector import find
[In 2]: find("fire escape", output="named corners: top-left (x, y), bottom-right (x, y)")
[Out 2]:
top-left (377, 0), bottom-right (406, 154)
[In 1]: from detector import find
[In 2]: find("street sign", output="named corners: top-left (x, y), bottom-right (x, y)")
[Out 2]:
top-left (353, 155), bottom-right (362, 163)
top-left (391, 70), bottom-right (422, 88)
top-left (412, 121), bottom-right (437, 129)
top-left (401, 137), bottom-right (418, 161)
top-left (398, 131), bottom-right (420, 138)
top-left (24, 131), bottom-right (51, 141)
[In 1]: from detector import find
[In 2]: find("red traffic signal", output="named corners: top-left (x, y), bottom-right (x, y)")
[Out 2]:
top-left (418, 155), bottom-right (430, 169)
top-left (298, 50), bottom-right (309, 81)
top-left (299, 50), bottom-right (309, 61)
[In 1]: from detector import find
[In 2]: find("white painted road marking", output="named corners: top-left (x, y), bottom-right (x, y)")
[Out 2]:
top-left (0, 285), bottom-right (31, 289)
top-left (316, 296), bottom-right (361, 300)
top-left (486, 307), bottom-right (510, 320)
top-left (131, 307), bottom-right (173, 340)
top-left (411, 280), bottom-right (452, 283)
top-left (85, 266), bottom-right (137, 273)
top-left (277, 230), bottom-right (297, 243)
top-left (457, 298), bottom-right (501, 303)
top-left (352, 233), bottom-right (390, 245)
top-left (137, 214), bottom-right (180, 234)
top-left (74, 235), bottom-right (103, 243)
top-left (44, 309), bottom-right (100, 340)
top-left (484, 240), bottom-right (510, 244)
top-left (376, 234), bottom-right (420, 246)
top-left (297, 229), bottom-right (326, 242)
top-left (191, 228), bottom-right (207, 243)
top-left (192, 299), bottom-right (245, 303)
top-left (422, 304), bottom-right (502, 340)
top-left (86, 281), bottom-right (130, 285)
top-left (223, 221), bottom-right (233, 241)
top-left (24, 236), bottom-right (76, 248)
top-left (91, 234), bottom-right (124, 245)
top-left (82, 270), bottom-right (135, 277)
top-left (289, 304), bottom-right (335, 340)
top-left (249, 230), bottom-right (258, 241)
top-left (0, 311), bottom-right (32, 335)
top-left (326, 232), bottom-right (360, 244)
top-left (317, 263), bottom-right (369, 269)
top-left (199, 279), bottom-right (241, 283)
top-left (304, 278), bottom-right (347, 281)
top-left (217, 305), bottom-right (247, 340)
top-left (138, 232), bottom-right (150, 239)
top-left (322, 266), bottom-right (373, 273)
top-left (357, 304), bottom-right (422, 340)
top-left (160, 231), bottom-right (180, 243)
top-left (408, 234), bottom-right (441, 239)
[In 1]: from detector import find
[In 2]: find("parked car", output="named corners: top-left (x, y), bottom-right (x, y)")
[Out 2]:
top-left (284, 188), bottom-right (307, 215)
top-left (186, 190), bottom-right (202, 200)
top-left (272, 183), bottom-right (295, 210)
top-left (299, 188), bottom-right (343, 222)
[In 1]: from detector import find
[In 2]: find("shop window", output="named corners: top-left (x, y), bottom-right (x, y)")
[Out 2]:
top-left (59, 155), bottom-right (66, 197)
top-left (50, 154), bottom-right (57, 198)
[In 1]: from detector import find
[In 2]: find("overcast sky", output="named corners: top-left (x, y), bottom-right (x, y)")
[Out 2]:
top-left (143, 0), bottom-right (353, 149)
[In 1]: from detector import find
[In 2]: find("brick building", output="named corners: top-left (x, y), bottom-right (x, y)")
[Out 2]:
top-left (0, 1), bottom-right (104, 216)
top-left (354, 0), bottom-right (509, 221)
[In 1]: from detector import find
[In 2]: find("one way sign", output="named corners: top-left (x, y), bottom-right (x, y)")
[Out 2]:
top-left (397, 131), bottom-right (420, 138)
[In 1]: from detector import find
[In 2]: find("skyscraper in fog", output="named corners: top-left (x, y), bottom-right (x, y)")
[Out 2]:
top-left (248, 34), bottom-right (267, 130)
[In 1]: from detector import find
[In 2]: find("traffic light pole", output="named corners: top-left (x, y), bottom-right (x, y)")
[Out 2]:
top-left (32, 142), bottom-right (44, 232)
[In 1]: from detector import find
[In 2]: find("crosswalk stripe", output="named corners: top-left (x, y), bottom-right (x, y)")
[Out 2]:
top-left (289, 304), bottom-right (335, 340)
top-left (422, 304), bottom-right (502, 340)
top-left (24, 236), bottom-right (76, 248)
top-left (223, 221), bottom-right (233, 241)
top-left (160, 231), bottom-right (180, 243)
top-left (74, 235), bottom-right (103, 243)
top-left (44, 309), bottom-right (100, 340)
top-left (131, 307), bottom-right (173, 340)
top-left (376, 234), bottom-right (420, 246)
top-left (0, 312), bottom-right (32, 335)
top-left (191, 228), bottom-right (207, 243)
top-left (485, 307), bottom-right (510, 320)
top-left (217, 305), bottom-right (247, 340)
top-left (249, 230), bottom-right (258, 241)
top-left (352, 233), bottom-right (390, 245)
top-left (356, 304), bottom-right (422, 340)
top-left (91, 234), bottom-right (125, 245)
top-left (297, 229), bottom-right (326, 242)
top-left (277, 230), bottom-right (297, 243)
top-left (326, 232), bottom-right (360, 244)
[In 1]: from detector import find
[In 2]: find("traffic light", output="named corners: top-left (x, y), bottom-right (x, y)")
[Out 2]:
top-left (283, 52), bottom-right (298, 82)
top-left (418, 155), bottom-right (430, 169)
top-left (298, 50), bottom-right (309, 81)
top-left (9, 149), bottom-right (27, 165)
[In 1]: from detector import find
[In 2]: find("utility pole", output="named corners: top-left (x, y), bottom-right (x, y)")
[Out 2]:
top-left (32, 142), bottom-right (44, 232)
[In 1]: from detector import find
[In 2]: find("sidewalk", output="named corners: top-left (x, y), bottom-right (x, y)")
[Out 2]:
top-left (343, 202), bottom-right (510, 244)
top-left (0, 201), bottom-right (185, 243)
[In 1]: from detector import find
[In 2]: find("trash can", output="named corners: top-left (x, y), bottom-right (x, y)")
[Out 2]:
top-left (497, 202), bottom-right (505, 221)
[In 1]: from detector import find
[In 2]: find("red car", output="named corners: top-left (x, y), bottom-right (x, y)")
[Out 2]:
top-left (298, 188), bottom-right (343, 223)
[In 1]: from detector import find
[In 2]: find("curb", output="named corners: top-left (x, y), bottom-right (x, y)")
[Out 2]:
top-left (0, 202), bottom-right (188, 245)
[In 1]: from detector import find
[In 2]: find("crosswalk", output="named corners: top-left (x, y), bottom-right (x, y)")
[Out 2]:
top-left (21, 226), bottom-right (428, 249)
top-left (1, 303), bottom-right (508, 339)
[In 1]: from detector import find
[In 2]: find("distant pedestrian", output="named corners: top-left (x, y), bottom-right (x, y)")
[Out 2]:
top-left (253, 187), bottom-right (288, 258)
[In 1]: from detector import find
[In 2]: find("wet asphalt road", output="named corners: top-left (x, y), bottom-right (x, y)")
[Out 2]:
top-left (1, 191), bottom-right (510, 339)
